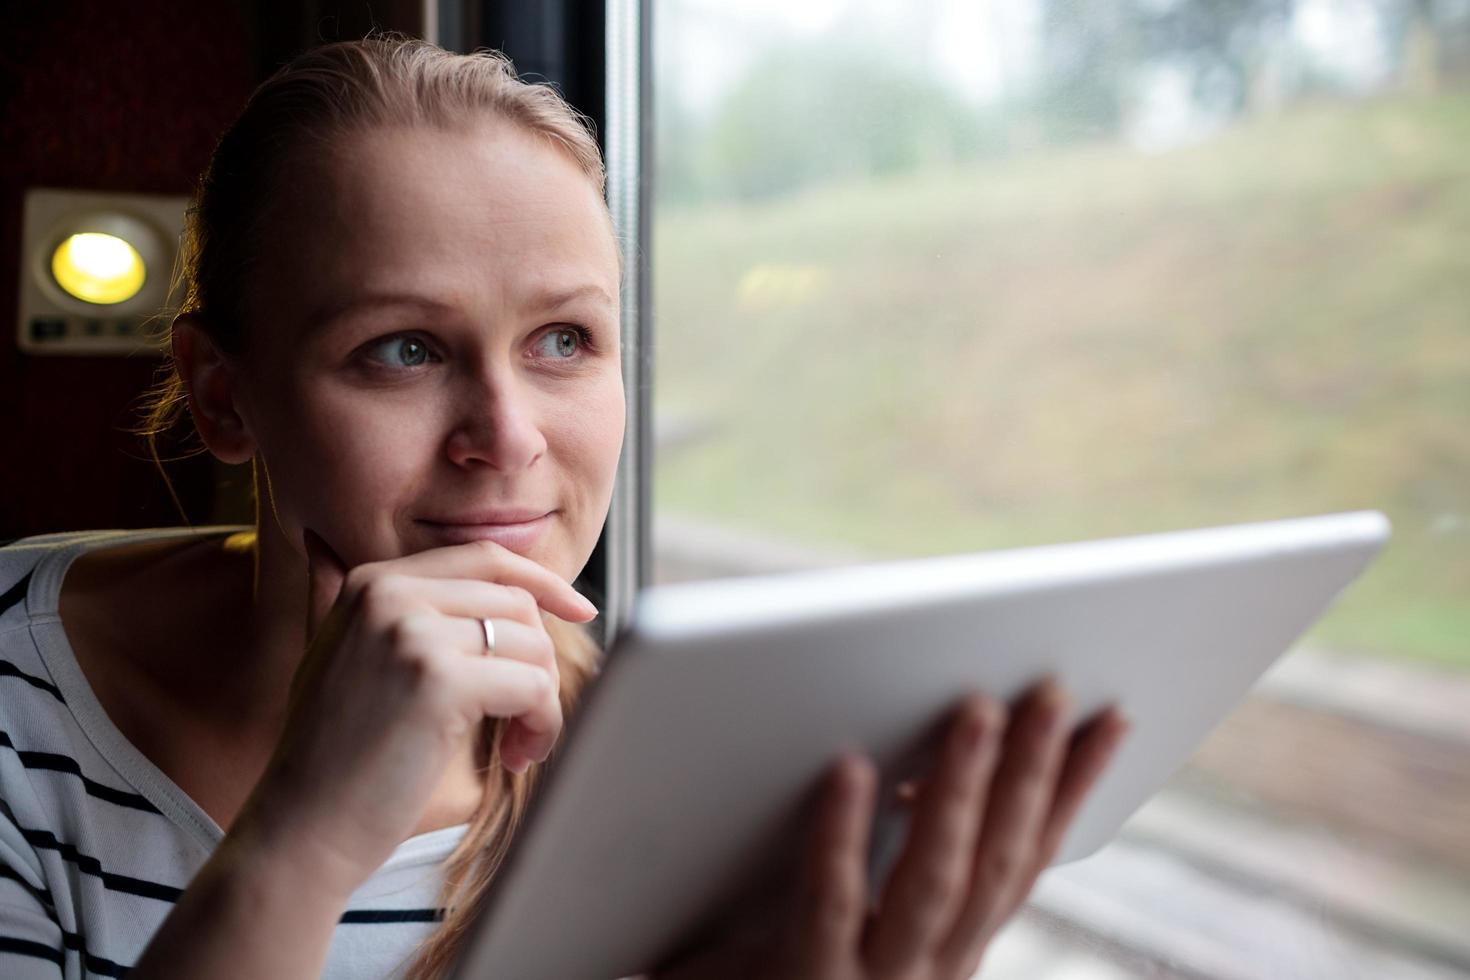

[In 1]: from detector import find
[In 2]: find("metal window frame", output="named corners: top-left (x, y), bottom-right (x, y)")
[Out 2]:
top-left (601, 0), bottom-right (653, 641)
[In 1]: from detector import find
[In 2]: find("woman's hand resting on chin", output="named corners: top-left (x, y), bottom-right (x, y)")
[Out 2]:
top-left (224, 528), bottom-right (598, 903)
top-left (655, 681), bottom-right (1130, 980)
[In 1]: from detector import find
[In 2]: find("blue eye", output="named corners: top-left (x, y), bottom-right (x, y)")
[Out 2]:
top-left (536, 327), bottom-right (585, 359)
top-left (365, 334), bottom-right (434, 369)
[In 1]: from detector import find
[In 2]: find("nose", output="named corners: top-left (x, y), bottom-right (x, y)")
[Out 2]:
top-left (444, 370), bottom-right (547, 473)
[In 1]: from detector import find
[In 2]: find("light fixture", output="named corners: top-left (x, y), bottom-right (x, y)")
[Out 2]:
top-left (18, 188), bottom-right (188, 355)
top-left (51, 232), bottom-right (148, 305)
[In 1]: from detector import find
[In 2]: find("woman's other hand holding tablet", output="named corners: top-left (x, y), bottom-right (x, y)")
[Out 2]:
top-left (657, 681), bottom-right (1130, 980)
top-left (225, 527), bottom-right (598, 903)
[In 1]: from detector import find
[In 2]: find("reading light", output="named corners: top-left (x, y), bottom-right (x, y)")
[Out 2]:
top-left (18, 188), bottom-right (188, 355)
top-left (51, 232), bottom-right (147, 305)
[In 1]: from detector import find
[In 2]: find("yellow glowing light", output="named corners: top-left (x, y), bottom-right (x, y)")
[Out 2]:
top-left (50, 232), bottom-right (146, 304)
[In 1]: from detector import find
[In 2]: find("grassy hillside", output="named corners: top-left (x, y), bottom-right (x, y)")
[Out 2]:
top-left (652, 92), bottom-right (1470, 668)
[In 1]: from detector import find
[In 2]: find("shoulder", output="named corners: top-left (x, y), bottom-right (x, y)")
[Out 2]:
top-left (1, 527), bottom-right (249, 631)
top-left (0, 531), bottom-right (118, 750)
top-left (0, 532), bottom-right (233, 978)
top-left (0, 530), bottom-right (140, 631)
top-left (0, 528), bottom-right (213, 733)
top-left (0, 533), bottom-right (93, 644)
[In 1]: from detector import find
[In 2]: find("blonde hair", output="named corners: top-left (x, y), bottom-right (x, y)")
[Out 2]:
top-left (134, 34), bottom-right (609, 978)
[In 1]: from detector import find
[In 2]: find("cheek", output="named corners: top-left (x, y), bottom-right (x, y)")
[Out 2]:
top-left (254, 381), bottom-right (441, 552)
top-left (554, 377), bottom-right (626, 498)
top-left (542, 380), bottom-right (624, 578)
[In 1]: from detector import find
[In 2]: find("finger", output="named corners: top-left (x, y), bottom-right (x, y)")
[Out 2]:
top-left (438, 640), bottom-right (563, 773)
top-left (303, 526), bottom-right (349, 642)
top-left (380, 584), bottom-right (562, 774)
top-left (1031, 707), bottom-right (1130, 873)
top-left (499, 716), bottom-right (555, 774)
top-left (494, 659), bottom-right (562, 731)
top-left (351, 577), bottom-right (560, 680)
top-left (369, 576), bottom-right (551, 630)
top-left (378, 539), bottom-right (598, 623)
top-left (498, 720), bottom-right (533, 774)
top-left (790, 754), bottom-right (877, 978)
top-left (452, 615), bottom-right (564, 772)
top-left (492, 617), bottom-right (568, 773)
top-left (448, 654), bottom-right (558, 721)
top-left (864, 696), bottom-right (1005, 975)
top-left (475, 617), bottom-right (559, 672)
top-left (433, 615), bottom-right (561, 687)
top-left (501, 711), bottom-right (562, 775)
top-left (360, 584), bottom-right (555, 665)
top-left (942, 679), bottom-right (1073, 959)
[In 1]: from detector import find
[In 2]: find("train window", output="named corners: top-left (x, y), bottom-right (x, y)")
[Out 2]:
top-left (650, 0), bottom-right (1470, 975)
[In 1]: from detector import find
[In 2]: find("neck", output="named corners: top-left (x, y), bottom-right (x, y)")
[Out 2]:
top-left (239, 496), bottom-right (312, 725)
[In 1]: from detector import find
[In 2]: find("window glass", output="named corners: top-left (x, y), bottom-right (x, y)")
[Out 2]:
top-left (653, 0), bottom-right (1470, 974)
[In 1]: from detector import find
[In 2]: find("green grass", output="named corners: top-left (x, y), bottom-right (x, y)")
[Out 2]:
top-left (652, 92), bottom-right (1470, 669)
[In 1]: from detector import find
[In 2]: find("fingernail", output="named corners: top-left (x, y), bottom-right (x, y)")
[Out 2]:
top-left (836, 754), bottom-right (870, 802)
top-left (963, 713), bottom-right (986, 749)
top-left (961, 699), bottom-right (994, 749)
top-left (577, 594), bottom-right (599, 618)
top-left (1040, 683), bottom-right (1070, 730)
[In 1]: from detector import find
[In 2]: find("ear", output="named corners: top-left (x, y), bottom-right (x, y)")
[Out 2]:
top-left (172, 313), bottom-right (257, 465)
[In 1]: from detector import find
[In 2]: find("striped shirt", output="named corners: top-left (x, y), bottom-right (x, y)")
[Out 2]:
top-left (0, 527), bottom-right (469, 978)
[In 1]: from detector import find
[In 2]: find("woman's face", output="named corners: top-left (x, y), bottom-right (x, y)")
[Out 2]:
top-left (233, 120), bottom-right (625, 582)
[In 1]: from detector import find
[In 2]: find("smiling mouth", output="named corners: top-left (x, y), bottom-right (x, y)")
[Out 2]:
top-left (415, 513), bottom-right (554, 551)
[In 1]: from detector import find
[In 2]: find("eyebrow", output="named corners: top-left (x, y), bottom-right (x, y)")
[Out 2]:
top-left (532, 283), bottom-right (616, 309)
top-left (308, 295), bottom-right (448, 332)
top-left (307, 285), bottom-right (615, 334)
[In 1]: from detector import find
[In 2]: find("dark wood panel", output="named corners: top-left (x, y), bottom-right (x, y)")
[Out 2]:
top-left (0, 2), bottom-right (257, 537)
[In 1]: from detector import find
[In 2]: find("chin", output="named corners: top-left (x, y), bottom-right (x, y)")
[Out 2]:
top-left (407, 515), bottom-right (588, 579)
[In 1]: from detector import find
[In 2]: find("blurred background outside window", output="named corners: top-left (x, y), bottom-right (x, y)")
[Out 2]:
top-left (650, 0), bottom-right (1470, 976)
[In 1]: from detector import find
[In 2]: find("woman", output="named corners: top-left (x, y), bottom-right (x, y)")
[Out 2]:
top-left (0, 36), bottom-right (1128, 979)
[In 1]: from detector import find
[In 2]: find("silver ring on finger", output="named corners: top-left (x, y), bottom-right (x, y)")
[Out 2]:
top-left (480, 617), bottom-right (496, 656)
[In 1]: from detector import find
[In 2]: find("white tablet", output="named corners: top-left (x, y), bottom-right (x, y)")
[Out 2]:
top-left (452, 511), bottom-right (1388, 980)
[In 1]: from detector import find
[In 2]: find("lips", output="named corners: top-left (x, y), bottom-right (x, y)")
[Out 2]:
top-left (416, 511), bottom-right (554, 552)
top-left (422, 508), bottom-right (551, 525)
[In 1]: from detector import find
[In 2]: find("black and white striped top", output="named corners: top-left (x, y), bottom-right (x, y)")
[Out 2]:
top-left (0, 527), bottom-right (468, 979)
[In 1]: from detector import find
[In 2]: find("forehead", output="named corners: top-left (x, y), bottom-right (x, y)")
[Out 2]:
top-left (256, 120), bottom-right (619, 321)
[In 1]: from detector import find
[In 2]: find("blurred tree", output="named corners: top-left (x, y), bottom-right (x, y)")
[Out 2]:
top-left (670, 43), bottom-right (999, 203)
top-left (1036, 0), bottom-right (1297, 141)
top-left (1378, 0), bottom-right (1446, 92)
top-left (1035, 1), bottom-right (1138, 142)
